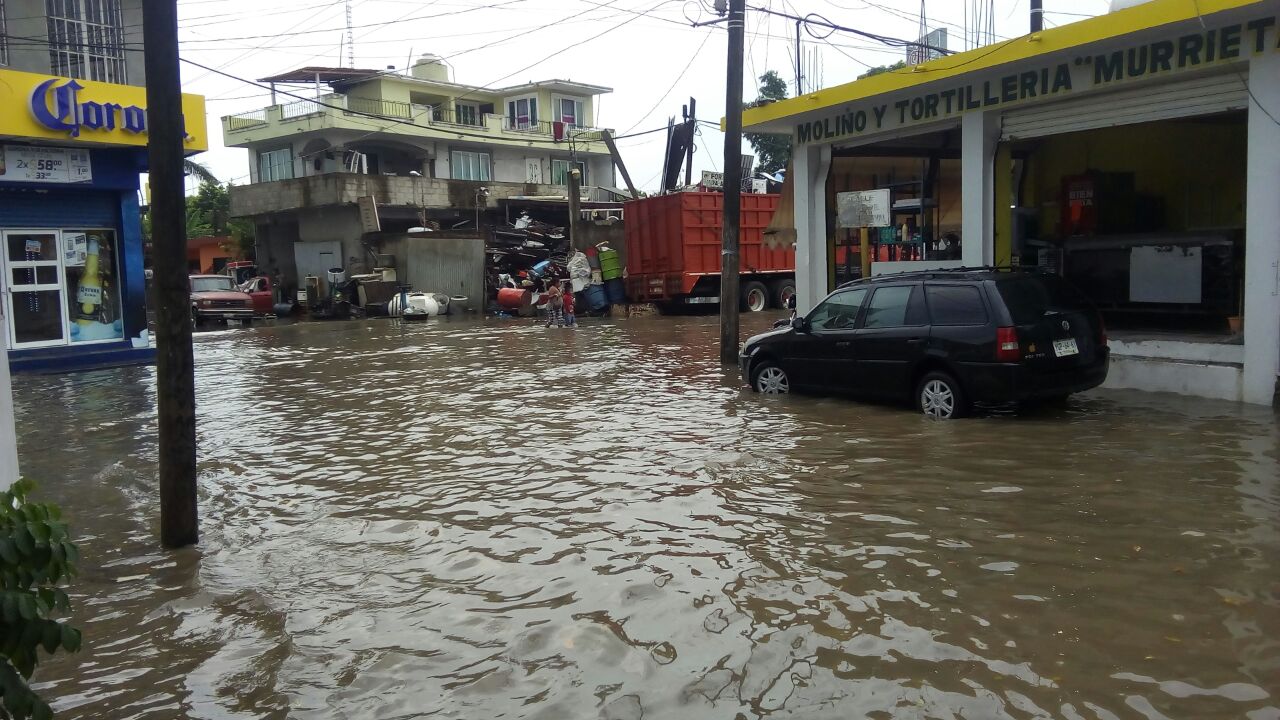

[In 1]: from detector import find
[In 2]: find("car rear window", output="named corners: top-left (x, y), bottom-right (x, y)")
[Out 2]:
top-left (925, 285), bottom-right (988, 325)
top-left (864, 285), bottom-right (927, 328)
top-left (996, 276), bottom-right (1091, 325)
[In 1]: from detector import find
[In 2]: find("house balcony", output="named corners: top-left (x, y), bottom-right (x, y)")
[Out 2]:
top-left (229, 172), bottom-right (628, 219)
top-left (222, 94), bottom-right (611, 151)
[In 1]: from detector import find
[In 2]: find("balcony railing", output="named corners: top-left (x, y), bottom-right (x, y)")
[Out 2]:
top-left (345, 96), bottom-right (416, 120)
top-left (225, 109), bottom-right (268, 130)
top-left (224, 96), bottom-right (609, 143)
top-left (280, 99), bottom-right (323, 119)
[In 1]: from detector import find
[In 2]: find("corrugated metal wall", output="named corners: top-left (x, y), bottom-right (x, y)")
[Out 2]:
top-left (392, 236), bottom-right (485, 305)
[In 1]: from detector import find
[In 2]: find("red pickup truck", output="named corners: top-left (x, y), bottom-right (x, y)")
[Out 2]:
top-left (239, 275), bottom-right (277, 315)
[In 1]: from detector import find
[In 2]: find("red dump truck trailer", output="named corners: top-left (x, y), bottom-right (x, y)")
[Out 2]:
top-left (623, 192), bottom-right (794, 311)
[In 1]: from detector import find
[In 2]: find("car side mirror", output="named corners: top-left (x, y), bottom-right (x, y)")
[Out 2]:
top-left (791, 316), bottom-right (808, 332)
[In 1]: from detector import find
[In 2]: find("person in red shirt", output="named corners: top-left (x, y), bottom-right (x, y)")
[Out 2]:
top-left (562, 283), bottom-right (576, 327)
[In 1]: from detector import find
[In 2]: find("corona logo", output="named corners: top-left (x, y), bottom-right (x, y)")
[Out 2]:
top-left (29, 78), bottom-right (189, 140)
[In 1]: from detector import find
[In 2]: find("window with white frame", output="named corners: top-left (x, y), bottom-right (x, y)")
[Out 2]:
top-left (46, 0), bottom-right (128, 83)
top-left (506, 96), bottom-right (538, 130)
top-left (454, 102), bottom-right (479, 126)
top-left (554, 97), bottom-right (585, 128)
top-left (551, 159), bottom-right (585, 186)
top-left (451, 150), bottom-right (490, 181)
top-left (257, 148), bottom-right (294, 182)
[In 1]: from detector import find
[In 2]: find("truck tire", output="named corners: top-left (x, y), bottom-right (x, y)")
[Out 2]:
top-left (740, 281), bottom-right (768, 312)
top-left (769, 279), bottom-right (796, 309)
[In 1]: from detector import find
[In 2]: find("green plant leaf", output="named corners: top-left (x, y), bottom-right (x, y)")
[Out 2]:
top-left (13, 527), bottom-right (33, 556)
top-left (33, 698), bottom-right (53, 720)
top-left (60, 625), bottom-right (81, 653)
top-left (2, 593), bottom-right (17, 623)
top-left (39, 622), bottom-right (60, 655)
top-left (17, 594), bottom-right (35, 622)
top-left (0, 538), bottom-right (17, 565)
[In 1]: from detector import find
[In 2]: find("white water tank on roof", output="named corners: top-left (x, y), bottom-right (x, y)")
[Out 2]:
top-left (1110, 0), bottom-right (1154, 11)
top-left (411, 54), bottom-right (449, 82)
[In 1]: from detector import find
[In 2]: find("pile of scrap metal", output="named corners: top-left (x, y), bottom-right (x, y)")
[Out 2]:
top-left (486, 213), bottom-right (570, 310)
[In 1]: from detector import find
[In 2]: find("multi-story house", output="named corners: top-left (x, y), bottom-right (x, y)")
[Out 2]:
top-left (221, 55), bottom-right (619, 287)
top-left (0, 0), bottom-right (207, 371)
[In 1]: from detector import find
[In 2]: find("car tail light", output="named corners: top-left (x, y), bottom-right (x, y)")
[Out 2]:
top-left (996, 326), bottom-right (1020, 362)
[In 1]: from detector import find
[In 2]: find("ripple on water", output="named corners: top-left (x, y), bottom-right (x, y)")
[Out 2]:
top-left (13, 315), bottom-right (1280, 719)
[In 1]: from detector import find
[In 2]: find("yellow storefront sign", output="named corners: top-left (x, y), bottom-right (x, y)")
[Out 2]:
top-left (0, 67), bottom-right (207, 153)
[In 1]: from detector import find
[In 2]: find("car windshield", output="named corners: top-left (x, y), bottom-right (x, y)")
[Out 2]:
top-left (997, 276), bottom-right (1091, 325)
top-left (191, 277), bottom-right (236, 293)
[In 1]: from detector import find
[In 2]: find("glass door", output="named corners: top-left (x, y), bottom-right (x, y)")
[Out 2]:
top-left (3, 231), bottom-right (68, 349)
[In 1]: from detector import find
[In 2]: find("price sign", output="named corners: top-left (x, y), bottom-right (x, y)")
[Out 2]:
top-left (0, 145), bottom-right (92, 184)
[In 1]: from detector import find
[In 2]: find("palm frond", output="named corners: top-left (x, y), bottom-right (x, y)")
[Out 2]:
top-left (183, 160), bottom-right (219, 185)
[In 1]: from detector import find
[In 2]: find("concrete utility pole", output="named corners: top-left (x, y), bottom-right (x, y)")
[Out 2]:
top-left (568, 168), bottom-right (583, 250)
top-left (719, 0), bottom-right (746, 365)
top-left (143, 0), bottom-right (199, 548)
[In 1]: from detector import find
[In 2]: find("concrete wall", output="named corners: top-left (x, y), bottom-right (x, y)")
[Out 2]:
top-left (2, 0), bottom-right (145, 84)
top-left (377, 235), bottom-right (485, 305)
top-left (231, 174), bottom-right (595, 219)
top-left (576, 221), bottom-right (626, 268)
top-left (0, 352), bottom-right (18, 487)
top-left (296, 206), bottom-right (371, 275)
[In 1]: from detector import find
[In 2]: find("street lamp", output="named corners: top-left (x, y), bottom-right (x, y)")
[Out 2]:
top-left (475, 186), bottom-right (490, 234)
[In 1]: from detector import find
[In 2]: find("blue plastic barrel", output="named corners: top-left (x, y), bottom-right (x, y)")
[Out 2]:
top-left (584, 284), bottom-right (608, 310)
top-left (604, 277), bottom-right (626, 305)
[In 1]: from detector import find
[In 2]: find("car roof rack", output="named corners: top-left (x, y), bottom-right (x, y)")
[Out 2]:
top-left (835, 265), bottom-right (1048, 289)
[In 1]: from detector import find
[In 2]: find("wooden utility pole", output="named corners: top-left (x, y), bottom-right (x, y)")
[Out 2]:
top-left (143, 0), bottom-right (199, 548)
top-left (600, 130), bottom-right (640, 199)
top-left (568, 167), bottom-right (583, 250)
top-left (1030, 0), bottom-right (1043, 32)
top-left (719, 0), bottom-right (746, 365)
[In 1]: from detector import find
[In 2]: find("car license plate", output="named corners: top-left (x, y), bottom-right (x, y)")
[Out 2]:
top-left (227, 318), bottom-right (243, 327)
top-left (1053, 338), bottom-right (1079, 357)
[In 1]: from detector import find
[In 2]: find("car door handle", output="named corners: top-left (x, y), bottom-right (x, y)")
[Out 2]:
top-left (835, 341), bottom-right (851, 348)
top-left (907, 338), bottom-right (926, 345)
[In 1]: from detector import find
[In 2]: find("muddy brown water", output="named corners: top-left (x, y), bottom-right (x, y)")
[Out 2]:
top-left (13, 315), bottom-right (1280, 719)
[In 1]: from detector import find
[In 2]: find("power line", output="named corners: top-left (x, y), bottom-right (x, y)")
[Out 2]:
top-left (620, 28), bottom-right (715, 136)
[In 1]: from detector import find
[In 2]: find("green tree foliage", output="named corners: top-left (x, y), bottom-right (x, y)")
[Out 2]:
top-left (858, 60), bottom-right (907, 79)
top-left (0, 480), bottom-right (81, 720)
top-left (743, 70), bottom-right (792, 176)
top-left (185, 183), bottom-right (256, 259)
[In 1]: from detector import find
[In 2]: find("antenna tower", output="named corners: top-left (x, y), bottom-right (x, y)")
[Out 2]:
top-left (345, 0), bottom-right (356, 68)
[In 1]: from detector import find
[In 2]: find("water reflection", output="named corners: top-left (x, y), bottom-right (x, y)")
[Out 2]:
top-left (14, 315), bottom-right (1280, 719)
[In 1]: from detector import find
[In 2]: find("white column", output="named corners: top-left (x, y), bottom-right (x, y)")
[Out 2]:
top-left (792, 142), bottom-right (831, 312)
top-left (0, 354), bottom-right (18, 487)
top-left (961, 110), bottom-right (1000, 268)
top-left (1243, 52), bottom-right (1280, 406)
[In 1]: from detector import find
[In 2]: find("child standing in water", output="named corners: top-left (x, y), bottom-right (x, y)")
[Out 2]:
top-left (544, 284), bottom-right (565, 327)
top-left (561, 283), bottom-right (576, 327)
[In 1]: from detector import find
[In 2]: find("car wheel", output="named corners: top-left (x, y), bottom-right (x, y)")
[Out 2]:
top-left (916, 371), bottom-right (969, 419)
top-left (741, 281), bottom-right (768, 312)
top-left (769, 279), bottom-right (796, 309)
top-left (752, 361), bottom-right (790, 395)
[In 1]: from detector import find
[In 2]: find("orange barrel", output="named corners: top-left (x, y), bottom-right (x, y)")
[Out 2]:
top-left (497, 288), bottom-right (532, 310)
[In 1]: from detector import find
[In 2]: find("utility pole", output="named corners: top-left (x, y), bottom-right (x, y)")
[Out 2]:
top-left (568, 168), bottom-right (583, 250)
top-left (683, 98), bottom-right (696, 187)
top-left (1029, 0), bottom-right (1043, 32)
top-left (143, 0), bottom-right (199, 548)
top-left (719, 0), bottom-right (745, 365)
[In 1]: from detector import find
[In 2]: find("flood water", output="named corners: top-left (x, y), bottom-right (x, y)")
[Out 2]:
top-left (14, 315), bottom-right (1280, 719)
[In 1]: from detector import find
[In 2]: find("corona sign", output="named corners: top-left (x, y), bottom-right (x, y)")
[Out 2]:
top-left (0, 67), bottom-right (207, 152)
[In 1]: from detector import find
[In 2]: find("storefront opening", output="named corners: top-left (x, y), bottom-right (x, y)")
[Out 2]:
top-left (1004, 111), bottom-right (1246, 339)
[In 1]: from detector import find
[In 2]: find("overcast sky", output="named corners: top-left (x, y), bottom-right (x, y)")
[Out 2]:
top-left (180, 0), bottom-right (1114, 191)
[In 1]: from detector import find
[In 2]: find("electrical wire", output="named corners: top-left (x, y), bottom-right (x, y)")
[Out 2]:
top-left (1189, 0), bottom-right (1280, 128)
top-left (619, 28), bottom-right (715, 136)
